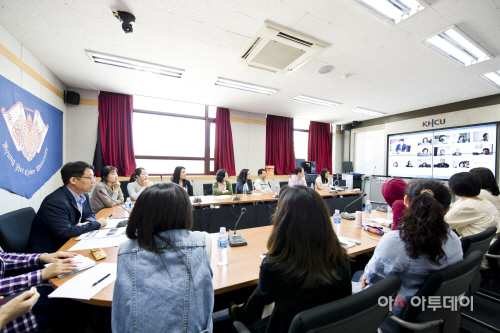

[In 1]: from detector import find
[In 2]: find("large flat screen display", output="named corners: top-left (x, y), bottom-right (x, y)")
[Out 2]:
top-left (387, 123), bottom-right (497, 179)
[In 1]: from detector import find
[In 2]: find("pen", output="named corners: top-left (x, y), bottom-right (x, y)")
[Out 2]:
top-left (107, 213), bottom-right (114, 220)
top-left (92, 273), bottom-right (111, 287)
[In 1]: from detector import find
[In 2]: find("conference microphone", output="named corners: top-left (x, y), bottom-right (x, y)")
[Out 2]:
top-left (341, 193), bottom-right (367, 220)
top-left (229, 207), bottom-right (247, 247)
top-left (160, 174), bottom-right (163, 182)
top-left (99, 190), bottom-right (130, 227)
top-left (192, 180), bottom-right (202, 203)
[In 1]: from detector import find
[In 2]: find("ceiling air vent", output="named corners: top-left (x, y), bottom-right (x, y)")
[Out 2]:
top-left (237, 22), bottom-right (329, 76)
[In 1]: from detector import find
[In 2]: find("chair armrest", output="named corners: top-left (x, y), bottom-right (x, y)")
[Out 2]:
top-left (486, 254), bottom-right (500, 259)
top-left (233, 321), bottom-right (251, 333)
top-left (387, 313), bottom-right (444, 331)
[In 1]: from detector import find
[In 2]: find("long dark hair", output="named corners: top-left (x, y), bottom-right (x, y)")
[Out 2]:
top-left (237, 169), bottom-right (249, 183)
top-left (470, 167), bottom-right (500, 196)
top-left (216, 169), bottom-right (227, 183)
top-left (449, 172), bottom-right (480, 197)
top-left (320, 168), bottom-right (329, 184)
top-left (101, 166), bottom-right (117, 183)
top-left (399, 179), bottom-right (451, 265)
top-left (265, 186), bottom-right (349, 289)
top-left (171, 166), bottom-right (186, 187)
top-left (129, 167), bottom-right (145, 183)
top-left (126, 183), bottom-right (193, 253)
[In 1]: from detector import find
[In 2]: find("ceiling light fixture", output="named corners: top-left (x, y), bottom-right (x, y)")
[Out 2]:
top-left (214, 78), bottom-right (278, 95)
top-left (293, 95), bottom-right (341, 108)
top-left (86, 51), bottom-right (184, 78)
top-left (350, 107), bottom-right (386, 117)
top-left (421, 26), bottom-right (492, 66)
top-left (480, 70), bottom-right (500, 89)
top-left (354, 0), bottom-right (424, 24)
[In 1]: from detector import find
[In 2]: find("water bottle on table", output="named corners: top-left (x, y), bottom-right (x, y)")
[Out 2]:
top-left (217, 227), bottom-right (228, 266)
top-left (243, 184), bottom-right (248, 197)
top-left (333, 209), bottom-right (341, 235)
top-left (125, 197), bottom-right (132, 217)
top-left (364, 200), bottom-right (372, 223)
top-left (275, 184), bottom-right (279, 196)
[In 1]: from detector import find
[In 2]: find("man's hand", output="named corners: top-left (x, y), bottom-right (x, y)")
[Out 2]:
top-left (42, 259), bottom-right (79, 280)
top-left (40, 252), bottom-right (76, 264)
top-left (97, 218), bottom-right (107, 228)
top-left (361, 274), bottom-right (368, 289)
top-left (76, 221), bottom-right (90, 227)
top-left (0, 289), bottom-right (40, 327)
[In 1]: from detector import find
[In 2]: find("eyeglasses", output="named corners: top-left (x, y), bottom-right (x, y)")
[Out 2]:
top-left (76, 176), bottom-right (95, 181)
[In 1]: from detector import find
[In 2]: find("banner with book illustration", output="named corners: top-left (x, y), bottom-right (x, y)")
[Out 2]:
top-left (0, 74), bottom-right (63, 198)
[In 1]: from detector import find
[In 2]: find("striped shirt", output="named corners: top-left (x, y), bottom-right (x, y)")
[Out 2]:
top-left (1, 252), bottom-right (43, 333)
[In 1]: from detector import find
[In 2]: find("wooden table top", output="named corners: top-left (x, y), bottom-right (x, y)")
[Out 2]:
top-left (50, 207), bottom-right (386, 307)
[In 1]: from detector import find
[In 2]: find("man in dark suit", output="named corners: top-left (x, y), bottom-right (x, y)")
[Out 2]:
top-left (29, 161), bottom-right (107, 253)
top-left (435, 159), bottom-right (450, 168)
top-left (395, 139), bottom-right (408, 152)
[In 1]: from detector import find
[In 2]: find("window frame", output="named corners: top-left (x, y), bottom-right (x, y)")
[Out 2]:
top-left (294, 126), bottom-right (309, 161)
top-left (133, 106), bottom-right (215, 175)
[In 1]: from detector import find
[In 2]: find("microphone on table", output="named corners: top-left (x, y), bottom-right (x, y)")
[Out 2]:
top-left (341, 193), bottom-right (366, 220)
top-left (160, 174), bottom-right (163, 182)
top-left (229, 207), bottom-right (247, 247)
top-left (192, 180), bottom-right (202, 203)
top-left (99, 190), bottom-right (130, 227)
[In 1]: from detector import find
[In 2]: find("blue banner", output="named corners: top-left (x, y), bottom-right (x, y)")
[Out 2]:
top-left (0, 74), bottom-right (63, 198)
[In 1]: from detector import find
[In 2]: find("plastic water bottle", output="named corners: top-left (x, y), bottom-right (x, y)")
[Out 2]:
top-left (311, 183), bottom-right (315, 190)
top-left (275, 184), bottom-right (279, 196)
top-left (125, 197), bottom-right (132, 217)
top-left (243, 183), bottom-right (248, 197)
top-left (333, 209), bottom-right (341, 235)
top-left (217, 227), bottom-right (228, 266)
top-left (365, 200), bottom-right (372, 222)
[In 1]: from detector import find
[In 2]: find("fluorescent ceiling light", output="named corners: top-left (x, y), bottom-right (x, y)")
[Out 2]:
top-left (350, 107), bottom-right (386, 117)
top-left (293, 95), bottom-right (341, 108)
top-left (214, 78), bottom-right (277, 95)
top-left (480, 70), bottom-right (500, 89)
top-left (422, 26), bottom-right (492, 66)
top-left (86, 51), bottom-right (184, 78)
top-left (355, 0), bottom-right (424, 24)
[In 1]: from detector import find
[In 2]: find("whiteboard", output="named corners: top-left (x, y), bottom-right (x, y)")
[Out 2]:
top-left (353, 129), bottom-right (386, 176)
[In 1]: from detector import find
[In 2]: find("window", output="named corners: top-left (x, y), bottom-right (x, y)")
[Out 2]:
top-left (133, 96), bottom-right (216, 175)
top-left (294, 118), bottom-right (310, 161)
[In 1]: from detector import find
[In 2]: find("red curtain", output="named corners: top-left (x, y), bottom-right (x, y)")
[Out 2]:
top-left (97, 91), bottom-right (136, 176)
top-left (214, 108), bottom-right (236, 176)
top-left (308, 121), bottom-right (332, 173)
top-left (265, 115), bottom-right (296, 175)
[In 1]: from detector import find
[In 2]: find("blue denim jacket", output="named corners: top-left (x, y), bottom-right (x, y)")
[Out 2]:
top-left (112, 230), bottom-right (214, 333)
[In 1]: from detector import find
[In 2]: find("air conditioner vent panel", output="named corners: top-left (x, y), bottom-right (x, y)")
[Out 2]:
top-left (252, 41), bottom-right (306, 70)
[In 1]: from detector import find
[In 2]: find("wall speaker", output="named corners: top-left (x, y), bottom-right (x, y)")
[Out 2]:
top-left (64, 91), bottom-right (80, 105)
top-left (341, 124), bottom-right (352, 131)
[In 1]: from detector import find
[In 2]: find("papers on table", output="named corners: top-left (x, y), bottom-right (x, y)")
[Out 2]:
top-left (372, 217), bottom-right (392, 224)
top-left (216, 195), bottom-right (231, 199)
top-left (338, 237), bottom-right (357, 249)
top-left (76, 228), bottom-right (125, 240)
top-left (69, 234), bottom-right (128, 251)
top-left (102, 218), bottom-right (128, 229)
top-left (251, 192), bottom-right (262, 196)
top-left (48, 263), bottom-right (117, 300)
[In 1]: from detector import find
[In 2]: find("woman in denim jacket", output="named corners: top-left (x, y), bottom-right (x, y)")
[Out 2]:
top-left (112, 183), bottom-right (214, 333)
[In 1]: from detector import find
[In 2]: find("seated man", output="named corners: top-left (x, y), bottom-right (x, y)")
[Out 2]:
top-left (435, 159), bottom-right (449, 168)
top-left (29, 161), bottom-right (107, 253)
top-left (254, 168), bottom-right (273, 193)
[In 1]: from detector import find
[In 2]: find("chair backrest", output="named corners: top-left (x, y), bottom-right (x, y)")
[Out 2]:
top-left (279, 181), bottom-right (288, 188)
top-left (462, 227), bottom-right (497, 258)
top-left (202, 183), bottom-right (212, 196)
top-left (401, 251), bottom-right (483, 333)
top-left (460, 237), bottom-right (471, 256)
top-left (0, 207), bottom-right (36, 253)
top-left (487, 237), bottom-right (500, 274)
top-left (231, 183), bottom-right (236, 193)
top-left (288, 276), bottom-right (402, 333)
top-left (120, 180), bottom-right (129, 199)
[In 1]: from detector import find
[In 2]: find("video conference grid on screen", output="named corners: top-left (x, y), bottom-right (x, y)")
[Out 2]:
top-left (388, 124), bottom-right (497, 179)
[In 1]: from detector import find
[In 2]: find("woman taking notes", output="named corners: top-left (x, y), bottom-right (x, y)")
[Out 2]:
top-left (90, 166), bottom-right (124, 213)
top-left (230, 186), bottom-right (351, 332)
top-left (127, 167), bottom-right (153, 200)
top-left (213, 169), bottom-right (233, 195)
top-left (315, 168), bottom-right (330, 190)
top-left (112, 183), bottom-right (214, 332)
top-left (171, 166), bottom-right (193, 196)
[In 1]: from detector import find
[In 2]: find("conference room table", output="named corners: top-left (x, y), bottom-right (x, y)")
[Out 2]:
top-left (50, 203), bottom-right (388, 307)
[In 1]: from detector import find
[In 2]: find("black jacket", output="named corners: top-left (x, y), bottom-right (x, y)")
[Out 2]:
top-left (28, 186), bottom-right (100, 253)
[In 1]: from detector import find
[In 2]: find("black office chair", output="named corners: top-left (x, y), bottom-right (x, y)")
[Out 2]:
top-left (203, 183), bottom-right (213, 195)
top-left (120, 180), bottom-right (129, 199)
top-left (388, 251), bottom-right (483, 333)
top-left (461, 227), bottom-right (497, 296)
top-left (232, 183), bottom-right (236, 194)
top-left (233, 276), bottom-right (402, 333)
top-left (0, 207), bottom-right (36, 253)
top-left (279, 181), bottom-right (288, 188)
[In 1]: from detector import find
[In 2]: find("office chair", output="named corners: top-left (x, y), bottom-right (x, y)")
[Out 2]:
top-left (203, 183), bottom-right (213, 195)
top-left (279, 181), bottom-right (288, 188)
top-left (233, 276), bottom-right (402, 333)
top-left (388, 251), bottom-right (483, 333)
top-left (0, 207), bottom-right (36, 253)
top-left (232, 183), bottom-right (236, 194)
top-left (120, 180), bottom-right (129, 199)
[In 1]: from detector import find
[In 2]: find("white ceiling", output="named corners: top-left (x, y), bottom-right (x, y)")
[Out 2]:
top-left (1, 0), bottom-right (500, 124)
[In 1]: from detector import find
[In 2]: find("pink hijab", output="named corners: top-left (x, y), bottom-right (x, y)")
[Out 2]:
top-left (381, 178), bottom-right (407, 230)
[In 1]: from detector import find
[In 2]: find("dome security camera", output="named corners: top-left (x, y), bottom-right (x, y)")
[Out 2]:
top-left (113, 11), bottom-right (135, 33)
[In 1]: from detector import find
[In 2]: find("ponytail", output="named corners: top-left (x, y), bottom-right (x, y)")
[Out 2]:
top-left (399, 180), bottom-right (451, 265)
top-left (129, 167), bottom-right (145, 183)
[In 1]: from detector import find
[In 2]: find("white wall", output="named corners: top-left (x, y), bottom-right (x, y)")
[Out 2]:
top-left (0, 24), bottom-right (67, 215)
top-left (66, 88), bottom-right (98, 164)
